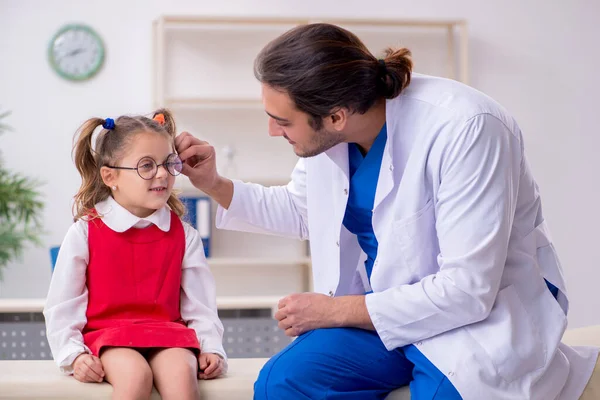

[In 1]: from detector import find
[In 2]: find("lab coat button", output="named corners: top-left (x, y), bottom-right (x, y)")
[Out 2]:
top-left (448, 371), bottom-right (454, 377)
top-left (389, 164), bottom-right (394, 171)
top-left (336, 241), bottom-right (339, 247)
top-left (328, 290), bottom-right (334, 297)
top-left (417, 341), bottom-right (422, 346)
top-left (344, 188), bottom-right (348, 195)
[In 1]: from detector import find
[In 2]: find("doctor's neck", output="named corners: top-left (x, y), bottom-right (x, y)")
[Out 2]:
top-left (343, 98), bottom-right (387, 154)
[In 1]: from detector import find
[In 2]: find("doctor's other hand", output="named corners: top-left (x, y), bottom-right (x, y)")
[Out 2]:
top-left (72, 353), bottom-right (105, 383)
top-left (275, 293), bottom-right (336, 337)
top-left (175, 131), bottom-right (219, 192)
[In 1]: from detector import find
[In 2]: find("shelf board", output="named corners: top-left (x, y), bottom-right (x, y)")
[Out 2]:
top-left (216, 295), bottom-right (282, 310)
top-left (164, 97), bottom-right (263, 110)
top-left (0, 296), bottom-right (289, 313)
top-left (0, 298), bottom-right (45, 313)
top-left (207, 257), bottom-right (311, 267)
top-left (158, 16), bottom-right (466, 29)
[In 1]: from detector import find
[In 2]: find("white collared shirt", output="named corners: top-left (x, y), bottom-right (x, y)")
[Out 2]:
top-left (43, 196), bottom-right (227, 374)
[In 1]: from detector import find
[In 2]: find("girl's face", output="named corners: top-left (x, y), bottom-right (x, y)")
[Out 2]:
top-left (102, 131), bottom-right (177, 218)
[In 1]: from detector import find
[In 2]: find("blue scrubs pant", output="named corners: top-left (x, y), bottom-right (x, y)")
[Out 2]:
top-left (254, 327), bottom-right (462, 399)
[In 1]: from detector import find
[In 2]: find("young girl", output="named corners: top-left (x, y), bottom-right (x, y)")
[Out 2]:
top-left (43, 109), bottom-right (226, 400)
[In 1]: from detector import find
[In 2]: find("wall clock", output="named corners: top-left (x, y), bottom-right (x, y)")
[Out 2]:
top-left (48, 24), bottom-right (105, 81)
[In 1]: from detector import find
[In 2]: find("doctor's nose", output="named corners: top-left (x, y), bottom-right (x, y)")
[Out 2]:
top-left (268, 117), bottom-right (284, 137)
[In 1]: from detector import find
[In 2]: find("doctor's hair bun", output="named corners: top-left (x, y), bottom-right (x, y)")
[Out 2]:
top-left (377, 48), bottom-right (413, 99)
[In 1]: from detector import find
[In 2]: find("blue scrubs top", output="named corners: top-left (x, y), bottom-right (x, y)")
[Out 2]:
top-left (342, 123), bottom-right (387, 288)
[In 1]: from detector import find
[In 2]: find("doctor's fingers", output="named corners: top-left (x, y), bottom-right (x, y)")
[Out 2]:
top-left (274, 307), bottom-right (290, 321)
top-left (178, 144), bottom-right (215, 166)
top-left (284, 326), bottom-right (302, 337)
top-left (278, 317), bottom-right (293, 331)
top-left (277, 296), bottom-right (289, 309)
top-left (175, 132), bottom-right (208, 152)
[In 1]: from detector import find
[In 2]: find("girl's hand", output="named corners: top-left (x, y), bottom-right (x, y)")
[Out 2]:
top-left (198, 353), bottom-right (225, 380)
top-left (72, 353), bottom-right (105, 383)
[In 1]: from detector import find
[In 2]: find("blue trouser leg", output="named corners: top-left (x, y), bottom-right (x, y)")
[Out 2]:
top-left (404, 344), bottom-right (462, 399)
top-left (254, 327), bottom-right (462, 400)
top-left (254, 328), bottom-right (412, 399)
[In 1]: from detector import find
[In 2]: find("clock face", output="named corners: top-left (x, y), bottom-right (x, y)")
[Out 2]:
top-left (48, 24), bottom-right (105, 81)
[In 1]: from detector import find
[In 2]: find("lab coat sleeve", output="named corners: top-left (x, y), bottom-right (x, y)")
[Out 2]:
top-left (215, 158), bottom-right (309, 240)
top-left (366, 113), bottom-right (522, 350)
top-left (42, 221), bottom-right (92, 374)
top-left (180, 222), bottom-right (228, 372)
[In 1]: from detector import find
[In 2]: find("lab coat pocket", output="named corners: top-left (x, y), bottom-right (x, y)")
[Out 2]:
top-left (393, 199), bottom-right (439, 276)
top-left (465, 284), bottom-right (546, 383)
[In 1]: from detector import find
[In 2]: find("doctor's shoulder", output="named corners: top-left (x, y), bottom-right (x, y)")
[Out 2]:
top-left (404, 74), bottom-right (517, 130)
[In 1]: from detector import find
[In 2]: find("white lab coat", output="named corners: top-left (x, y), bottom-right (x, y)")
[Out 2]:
top-left (216, 74), bottom-right (598, 399)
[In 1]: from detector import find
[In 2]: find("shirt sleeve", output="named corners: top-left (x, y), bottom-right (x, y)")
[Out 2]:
top-left (215, 158), bottom-right (309, 240)
top-left (180, 221), bottom-right (228, 371)
top-left (42, 220), bottom-right (91, 374)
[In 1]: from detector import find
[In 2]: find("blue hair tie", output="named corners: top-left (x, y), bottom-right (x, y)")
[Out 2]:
top-left (102, 118), bottom-right (115, 130)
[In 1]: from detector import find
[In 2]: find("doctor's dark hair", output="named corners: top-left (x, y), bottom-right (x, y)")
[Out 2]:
top-left (254, 23), bottom-right (413, 130)
top-left (72, 108), bottom-right (185, 221)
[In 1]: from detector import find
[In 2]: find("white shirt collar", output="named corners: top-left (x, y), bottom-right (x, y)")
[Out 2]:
top-left (95, 196), bottom-right (171, 232)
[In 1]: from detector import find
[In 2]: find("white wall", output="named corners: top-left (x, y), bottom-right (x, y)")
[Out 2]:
top-left (1, 0), bottom-right (599, 328)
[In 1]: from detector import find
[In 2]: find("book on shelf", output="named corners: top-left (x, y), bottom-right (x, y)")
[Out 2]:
top-left (180, 195), bottom-right (211, 257)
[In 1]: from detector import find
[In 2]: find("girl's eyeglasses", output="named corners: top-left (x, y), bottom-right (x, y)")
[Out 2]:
top-left (105, 153), bottom-right (183, 180)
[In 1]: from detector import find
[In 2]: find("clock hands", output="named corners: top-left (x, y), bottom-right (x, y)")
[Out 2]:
top-left (67, 48), bottom-right (84, 57)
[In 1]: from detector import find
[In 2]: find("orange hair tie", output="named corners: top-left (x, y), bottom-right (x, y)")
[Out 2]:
top-left (153, 113), bottom-right (165, 125)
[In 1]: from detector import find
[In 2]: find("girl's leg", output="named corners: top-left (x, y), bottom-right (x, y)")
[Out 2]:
top-left (100, 347), bottom-right (154, 400)
top-left (148, 347), bottom-right (200, 400)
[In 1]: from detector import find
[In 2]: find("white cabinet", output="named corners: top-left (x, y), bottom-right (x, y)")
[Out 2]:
top-left (152, 16), bottom-right (468, 297)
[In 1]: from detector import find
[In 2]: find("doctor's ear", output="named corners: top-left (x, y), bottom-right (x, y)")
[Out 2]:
top-left (325, 108), bottom-right (349, 132)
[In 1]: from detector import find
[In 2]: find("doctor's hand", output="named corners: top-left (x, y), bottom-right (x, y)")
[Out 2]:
top-left (275, 293), bottom-right (336, 337)
top-left (175, 132), bottom-right (219, 192)
top-left (175, 132), bottom-right (234, 208)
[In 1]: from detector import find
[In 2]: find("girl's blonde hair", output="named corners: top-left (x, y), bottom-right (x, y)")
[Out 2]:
top-left (72, 108), bottom-right (185, 221)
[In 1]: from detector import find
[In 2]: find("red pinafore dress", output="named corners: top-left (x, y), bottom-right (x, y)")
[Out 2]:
top-left (82, 211), bottom-right (200, 356)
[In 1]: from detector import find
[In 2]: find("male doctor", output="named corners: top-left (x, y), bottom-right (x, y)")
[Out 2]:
top-left (175, 23), bottom-right (599, 400)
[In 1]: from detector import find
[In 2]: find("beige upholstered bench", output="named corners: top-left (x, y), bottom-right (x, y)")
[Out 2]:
top-left (1, 326), bottom-right (599, 399)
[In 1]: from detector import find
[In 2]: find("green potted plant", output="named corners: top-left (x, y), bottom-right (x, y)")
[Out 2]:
top-left (0, 108), bottom-right (44, 279)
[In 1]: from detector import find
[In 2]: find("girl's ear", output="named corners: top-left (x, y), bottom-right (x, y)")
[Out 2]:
top-left (100, 166), bottom-right (117, 189)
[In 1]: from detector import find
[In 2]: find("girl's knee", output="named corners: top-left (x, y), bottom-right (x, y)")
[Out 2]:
top-left (111, 366), bottom-right (153, 399)
top-left (150, 349), bottom-right (199, 400)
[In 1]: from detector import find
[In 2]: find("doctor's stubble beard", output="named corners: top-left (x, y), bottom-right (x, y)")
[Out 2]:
top-left (294, 128), bottom-right (345, 158)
